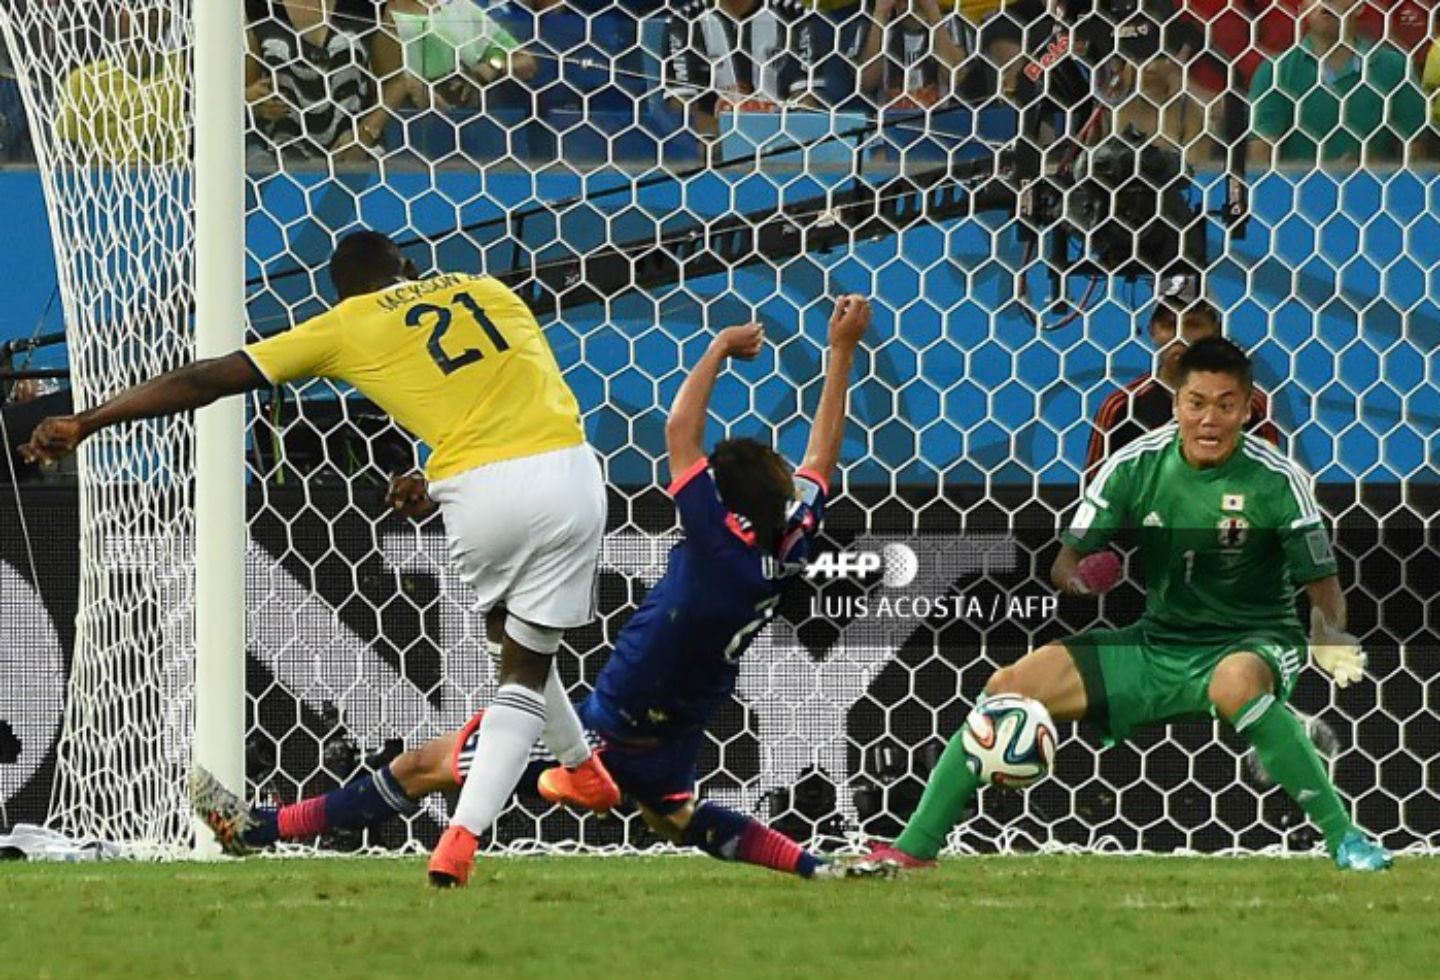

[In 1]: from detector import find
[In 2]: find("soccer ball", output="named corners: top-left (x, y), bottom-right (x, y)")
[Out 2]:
top-left (960, 695), bottom-right (1057, 788)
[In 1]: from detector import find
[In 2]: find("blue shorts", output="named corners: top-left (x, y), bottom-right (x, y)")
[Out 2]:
top-left (578, 696), bottom-right (702, 816)
top-left (451, 697), bottom-right (702, 816)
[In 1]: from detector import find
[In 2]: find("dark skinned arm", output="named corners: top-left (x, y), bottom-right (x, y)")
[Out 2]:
top-left (22, 352), bottom-right (266, 463)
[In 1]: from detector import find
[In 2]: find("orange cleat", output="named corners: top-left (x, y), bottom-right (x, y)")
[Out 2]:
top-left (427, 825), bottom-right (478, 888)
top-left (537, 753), bottom-right (621, 815)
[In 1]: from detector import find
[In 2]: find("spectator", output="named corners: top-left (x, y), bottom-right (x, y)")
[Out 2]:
top-left (1249, 0), bottom-right (1427, 165)
top-left (665, 0), bottom-right (817, 137)
top-left (1085, 276), bottom-right (1280, 476)
top-left (1181, 0), bottom-right (1301, 100)
top-left (849, 0), bottom-right (971, 110)
top-left (802, 0), bottom-right (866, 109)
top-left (387, 0), bottom-right (538, 110)
top-left (1354, 0), bottom-right (1433, 60)
top-left (246, 0), bottom-right (398, 164)
top-left (954, 2), bottom-right (1038, 106)
top-left (0, 48), bottom-right (35, 163)
top-left (53, 3), bottom-right (187, 164)
top-left (1423, 37), bottom-right (1440, 122)
top-left (1101, 51), bottom-right (1220, 162)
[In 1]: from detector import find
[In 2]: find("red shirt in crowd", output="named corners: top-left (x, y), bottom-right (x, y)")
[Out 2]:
top-left (1180, 0), bottom-right (1432, 96)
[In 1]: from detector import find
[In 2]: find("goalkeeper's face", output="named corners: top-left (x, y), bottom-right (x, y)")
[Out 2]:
top-left (1174, 370), bottom-right (1251, 467)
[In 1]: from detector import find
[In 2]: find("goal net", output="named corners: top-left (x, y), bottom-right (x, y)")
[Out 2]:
top-left (1, 0), bottom-right (196, 854)
top-left (2, 0), bottom-right (1436, 857)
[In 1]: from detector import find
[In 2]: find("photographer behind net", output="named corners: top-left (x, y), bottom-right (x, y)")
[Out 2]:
top-left (1085, 9), bottom-right (1219, 165)
top-left (952, 0), bottom-right (1227, 306)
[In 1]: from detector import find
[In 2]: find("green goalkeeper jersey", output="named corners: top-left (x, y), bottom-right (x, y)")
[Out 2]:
top-left (1061, 425), bottom-right (1338, 644)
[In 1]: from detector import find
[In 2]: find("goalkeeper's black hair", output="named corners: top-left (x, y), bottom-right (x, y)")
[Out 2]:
top-left (1175, 335), bottom-right (1254, 393)
top-left (329, 230), bottom-right (414, 300)
top-left (709, 438), bottom-right (793, 551)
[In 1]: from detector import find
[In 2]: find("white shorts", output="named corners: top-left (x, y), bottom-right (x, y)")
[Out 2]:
top-left (428, 444), bottom-right (605, 630)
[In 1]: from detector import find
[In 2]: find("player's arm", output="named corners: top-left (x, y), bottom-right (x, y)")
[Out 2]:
top-left (1053, 456), bottom-right (1135, 596)
top-left (799, 295), bottom-right (870, 487)
top-left (1306, 574), bottom-right (1346, 632)
top-left (22, 353), bottom-right (265, 463)
top-left (1273, 460), bottom-right (1362, 686)
top-left (664, 322), bottom-right (765, 476)
top-left (1050, 544), bottom-right (1085, 592)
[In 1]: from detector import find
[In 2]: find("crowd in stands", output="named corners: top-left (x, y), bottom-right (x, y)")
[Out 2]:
top-left (243, 0), bottom-right (1440, 167)
top-left (3, 0), bottom-right (1439, 165)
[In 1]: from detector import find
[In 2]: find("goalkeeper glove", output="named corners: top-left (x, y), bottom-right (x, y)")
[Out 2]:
top-left (1309, 607), bottom-right (1367, 688)
top-left (1069, 551), bottom-right (1123, 596)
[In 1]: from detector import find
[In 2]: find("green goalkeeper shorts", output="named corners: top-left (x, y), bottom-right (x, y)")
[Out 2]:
top-left (1061, 625), bottom-right (1307, 741)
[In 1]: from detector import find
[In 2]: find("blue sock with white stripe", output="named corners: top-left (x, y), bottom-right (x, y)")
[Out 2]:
top-left (323, 766), bottom-right (419, 832)
top-left (243, 766), bottom-right (417, 847)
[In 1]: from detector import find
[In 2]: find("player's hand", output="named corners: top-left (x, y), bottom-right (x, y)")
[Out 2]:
top-left (916, 0), bottom-right (945, 25)
top-left (828, 295), bottom-right (871, 350)
top-left (386, 472), bottom-right (436, 519)
top-left (1069, 550), bottom-right (1122, 596)
top-left (20, 415), bottom-right (85, 464)
top-left (246, 78), bottom-right (289, 122)
top-left (713, 322), bottom-right (765, 361)
top-left (1310, 607), bottom-right (1367, 688)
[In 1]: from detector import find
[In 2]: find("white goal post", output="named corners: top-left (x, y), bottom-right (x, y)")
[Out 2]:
top-left (191, 0), bottom-right (247, 851)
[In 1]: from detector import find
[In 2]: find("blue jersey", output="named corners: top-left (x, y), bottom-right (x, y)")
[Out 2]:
top-left (586, 458), bottom-right (826, 740)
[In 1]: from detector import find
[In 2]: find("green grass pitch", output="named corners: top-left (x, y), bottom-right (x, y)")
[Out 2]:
top-left (2, 855), bottom-right (1436, 979)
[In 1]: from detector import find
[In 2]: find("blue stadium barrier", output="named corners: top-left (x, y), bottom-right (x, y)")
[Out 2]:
top-left (1, 167), bottom-right (1435, 484)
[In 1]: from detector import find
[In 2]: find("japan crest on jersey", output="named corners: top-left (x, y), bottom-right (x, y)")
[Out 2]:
top-left (1217, 515), bottom-right (1249, 549)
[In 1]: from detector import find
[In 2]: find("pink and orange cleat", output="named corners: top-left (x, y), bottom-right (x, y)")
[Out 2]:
top-left (867, 841), bottom-right (938, 870)
top-left (537, 753), bottom-right (622, 815)
top-left (427, 825), bottom-right (479, 888)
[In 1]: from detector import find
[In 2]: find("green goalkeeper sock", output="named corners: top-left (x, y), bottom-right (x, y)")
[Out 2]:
top-left (893, 722), bottom-right (982, 860)
top-left (1234, 693), bottom-right (1352, 853)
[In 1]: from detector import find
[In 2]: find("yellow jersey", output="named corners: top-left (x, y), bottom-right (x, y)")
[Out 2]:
top-left (243, 273), bottom-right (585, 481)
top-left (1423, 41), bottom-right (1440, 124)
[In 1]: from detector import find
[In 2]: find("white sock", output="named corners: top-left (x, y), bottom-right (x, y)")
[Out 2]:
top-left (450, 683), bottom-right (546, 836)
top-left (541, 662), bottom-right (591, 768)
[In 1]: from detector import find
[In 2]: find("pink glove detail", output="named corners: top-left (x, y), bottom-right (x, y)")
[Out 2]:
top-left (1072, 551), bottom-right (1123, 595)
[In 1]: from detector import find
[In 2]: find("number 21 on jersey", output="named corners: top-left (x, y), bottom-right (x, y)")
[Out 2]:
top-left (406, 291), bottom-right (510, 375)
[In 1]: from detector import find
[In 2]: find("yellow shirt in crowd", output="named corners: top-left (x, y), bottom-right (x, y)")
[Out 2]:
top-left (244, 273), bottom-right (584, 481)
top-left (1422, 42), bottom-right (1440, 124)
top-left (807, 0), bottom-right (1006, 22)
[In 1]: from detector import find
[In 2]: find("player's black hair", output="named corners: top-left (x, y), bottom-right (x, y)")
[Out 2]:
top-left (329, 230), bottom-right (412, 300)
top-left (709, 437), bottom-right (793, 551)
top-left (1175, 335), bottom-right (1253, 392)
